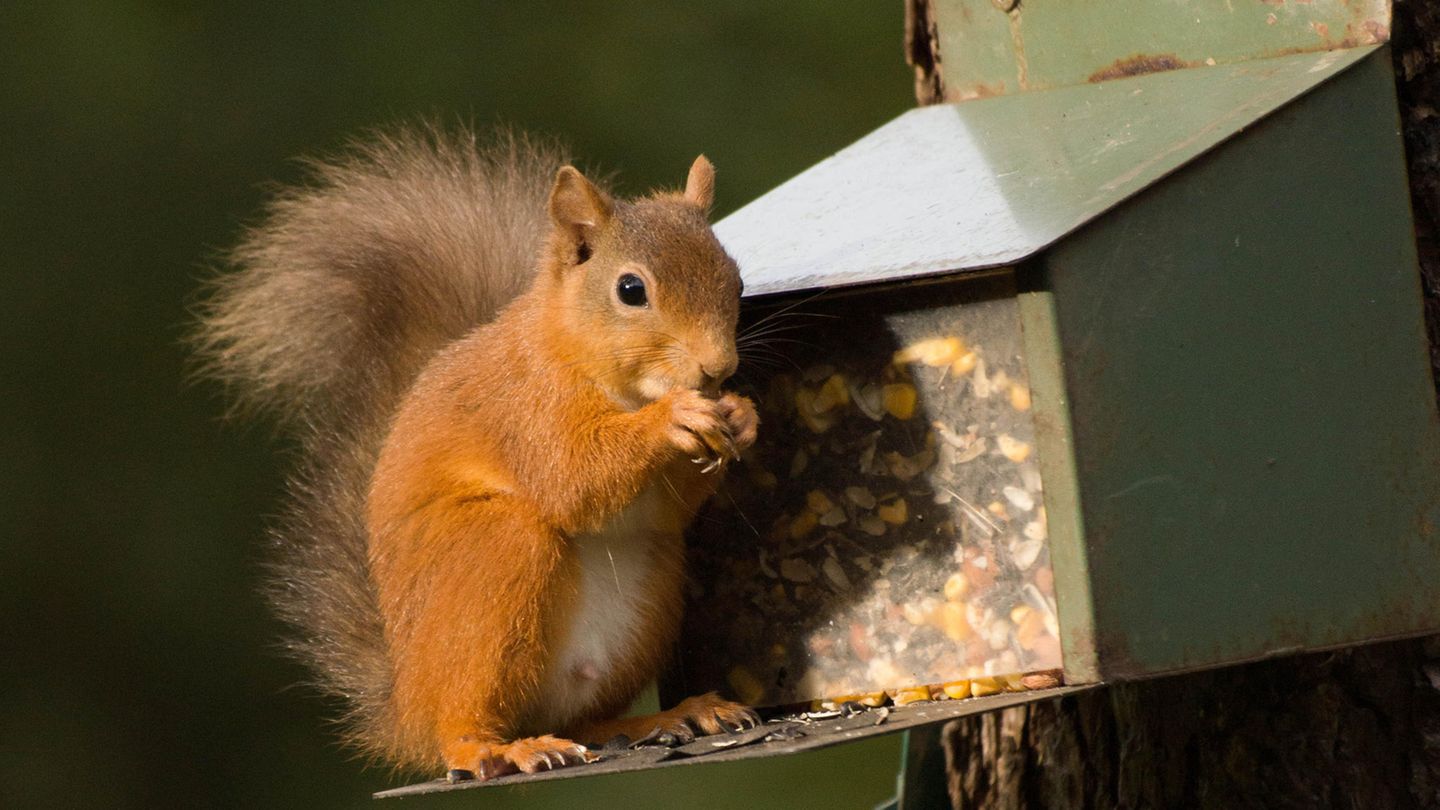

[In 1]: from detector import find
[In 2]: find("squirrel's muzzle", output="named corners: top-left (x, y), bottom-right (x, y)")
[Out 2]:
top-left (700, 347), bottom-right (738, 387)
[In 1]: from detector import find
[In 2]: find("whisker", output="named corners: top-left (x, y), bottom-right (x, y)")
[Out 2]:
top-left (738, 289), bottom-right (835, 339)
top-left (739, 336), bottom-right (825, 353)
top-left (737, 322), bottom-right (824, 345)
top-left (742, 288), bottom-right (831, 328)
top-left (721, 486), bottom-right (762, 539)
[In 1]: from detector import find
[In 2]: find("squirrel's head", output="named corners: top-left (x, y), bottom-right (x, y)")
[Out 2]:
top-left (543, 157), bottom-right (742, 407)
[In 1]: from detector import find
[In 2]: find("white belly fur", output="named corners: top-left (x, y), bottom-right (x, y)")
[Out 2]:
top-left (526, 482), bottom-right (681, 734)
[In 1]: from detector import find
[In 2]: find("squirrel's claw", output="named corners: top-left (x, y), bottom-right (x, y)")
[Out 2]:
top-left (713, 707), bottom-right (760, 732)
top-left (631, 721), bottom-right (695, 748)
top-left (712, 710), bottom-right (741, 734)
top-left (446, 769), bottom-right (476, 783)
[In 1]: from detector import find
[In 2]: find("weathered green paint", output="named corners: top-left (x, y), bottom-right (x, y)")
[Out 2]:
top-left (929, 0), bottom-right (1389, 101)
top-left (1017, 285), bottom-right (1100, 683)
top-left (1041, 47), bottom-right (1440, 679)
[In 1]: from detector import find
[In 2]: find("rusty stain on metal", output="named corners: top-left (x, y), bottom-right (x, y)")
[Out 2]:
top-left (952, 81), bottom-right (1008, 102)
top-left (905, 0), bottom-right (946, 105)
top-left (1008, 6), bottom-right (1030, 91)
top-left (1087, 53), bottom-right (1193, 84)
top-left (922, 0), bottom-right (1391, 102)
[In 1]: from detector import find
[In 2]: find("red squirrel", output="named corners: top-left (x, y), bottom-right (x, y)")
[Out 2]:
top-left (196, 126), bottom-right (759, 781)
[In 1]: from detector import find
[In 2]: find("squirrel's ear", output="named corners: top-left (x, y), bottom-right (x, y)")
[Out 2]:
top-left (684, 155), bottom-right (715, 211)
top-left (548, 166), bottom-right (612, 240)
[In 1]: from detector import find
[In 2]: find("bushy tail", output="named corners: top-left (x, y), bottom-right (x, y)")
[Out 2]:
top-left (194, 124), bottom-right (565, 759)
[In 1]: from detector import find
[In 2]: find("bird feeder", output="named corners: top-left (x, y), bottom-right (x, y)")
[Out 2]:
top-left (670, 11), bottom-right (1440, 709)
top-left (383, 0), bottom-right (1439, 799)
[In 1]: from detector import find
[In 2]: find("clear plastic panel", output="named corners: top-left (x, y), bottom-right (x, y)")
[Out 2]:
top-left (676, 271), bottom-right (1062, 707)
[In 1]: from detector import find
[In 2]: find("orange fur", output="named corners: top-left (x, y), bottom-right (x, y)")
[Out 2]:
top-left (195, 129), bottom-right (752, 777)
top-left (365, 158), bottom-right (757, 775)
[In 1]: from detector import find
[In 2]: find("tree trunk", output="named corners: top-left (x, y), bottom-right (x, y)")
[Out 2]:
top-left (932, 3), bottom-right (1440, 807)
top-left (940, 640), bottom-right (1440, 808)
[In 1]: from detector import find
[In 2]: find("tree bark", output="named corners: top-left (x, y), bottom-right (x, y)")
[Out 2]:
top-left (935, 3), bottom-right (1440, 807)
top-left (1394, 0), bottom-right (1440, 401)
top-left (940, 640), bottom-right (1440, 808)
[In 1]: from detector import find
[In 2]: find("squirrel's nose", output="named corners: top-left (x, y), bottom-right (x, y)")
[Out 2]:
top-left (699, 352), bottom-right (738, 388)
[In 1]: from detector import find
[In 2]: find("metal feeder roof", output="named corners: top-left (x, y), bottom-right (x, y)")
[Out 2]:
top-left (717, 45), bottom-right (1377, 298)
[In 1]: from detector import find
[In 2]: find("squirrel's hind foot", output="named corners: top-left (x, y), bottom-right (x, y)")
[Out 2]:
top-left (570, 691), bottom-right (761, 748)
top-left (669, 692), bottom-right (762, 736)
top-left (443, 734), bottom-right (594, 782)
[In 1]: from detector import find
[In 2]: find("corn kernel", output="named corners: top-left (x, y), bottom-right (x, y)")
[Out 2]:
top-left (877, 498), bottom-right (908, 525)
top-left (939, 601), bottom-right (972, 641)
top-left (942, 680), bottom-right (972, 700)
top-left (997, 433), bottom-right (1032, 463)
top-left (788, 510), bottom-right (818, 540)
top-left (891, 686), bottom-right (931, 706)
top-left (1017, 609), bottom-right (1047, 647)
top-left (882, 383), bottom-right (917, 420)
top-left (859, 691), bottom-right (888, 707)
top-left (1009, 383), bottom-right (1032, 412)
top-left (795, 387), bottom-right (839, 433)
top-left (970, 677), bottom-right (1002, 697)
top-left (944, 572), bottom-right (968, 602)
top-left (893, 336), bottom-right (965, 368)
top-left (951, 351), bottom-right (978, 376)
top-left (806, 490), bottom-right (837, 514)
top-left (813, 373), bottom-right (850, 412)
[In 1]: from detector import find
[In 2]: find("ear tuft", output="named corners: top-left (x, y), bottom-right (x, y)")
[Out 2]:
top-left (548, 166), bottom-right (612, 236)
top-left (684, 155), bottom-right (715, 210)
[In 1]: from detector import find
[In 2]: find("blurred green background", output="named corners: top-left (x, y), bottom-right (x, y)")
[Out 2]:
top-left (0, 2), bottom-right (911, 808)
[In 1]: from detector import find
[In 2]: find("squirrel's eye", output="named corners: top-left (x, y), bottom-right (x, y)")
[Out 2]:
top-left (616, 273), bottom-right (648, 307)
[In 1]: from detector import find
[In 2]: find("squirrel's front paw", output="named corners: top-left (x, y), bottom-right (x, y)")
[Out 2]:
top-left (716, 393), bottom-right (758, 453)
top-left (665, 389), bottom-right (735, 468)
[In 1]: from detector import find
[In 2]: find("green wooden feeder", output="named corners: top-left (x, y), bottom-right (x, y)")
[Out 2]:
top-left (383, 1), bottom-right (1437, 801)
top-left (667, 0), bottom-right (1439, 706)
